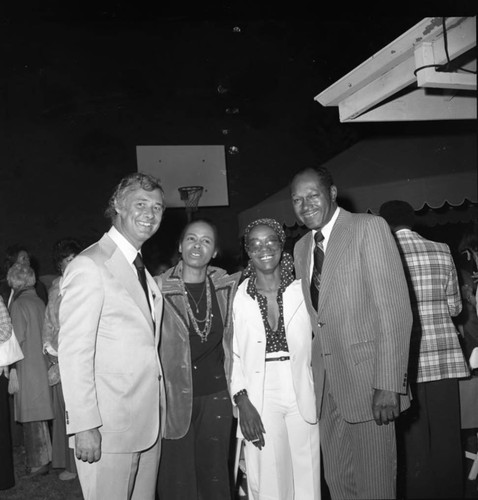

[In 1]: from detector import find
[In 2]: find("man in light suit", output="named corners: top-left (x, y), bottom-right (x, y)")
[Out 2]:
top-left (58, 172), bottom-right (166, 500)
top-left (379, 199), bottom-right (469, 499)
top-left (290, 167), bottom-right (412, 500)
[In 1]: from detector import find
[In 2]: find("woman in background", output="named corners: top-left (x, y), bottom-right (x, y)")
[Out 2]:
top-left (156, 218), bottom-right (241, 500)
top-left (1, 245), bottom-right (48, 306)
top-left (7, 262), bottom-right (53, 477)
top-left (42, 237), bottom-right (83, 481)
top-left (230, 218), bottom-right (320, 500)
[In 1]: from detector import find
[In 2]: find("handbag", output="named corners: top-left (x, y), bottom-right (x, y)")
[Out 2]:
top-left (0, 329), bottom-right (24, 366)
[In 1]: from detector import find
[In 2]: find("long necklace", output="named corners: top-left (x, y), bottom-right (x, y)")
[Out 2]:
top-left (184, 281), bottom-right (206, 314)
top-left (180, 278), bottom-right (213, 343)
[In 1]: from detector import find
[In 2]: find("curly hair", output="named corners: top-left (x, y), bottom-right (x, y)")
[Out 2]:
top-left (3, 244), bottom-right (30, 275)
top-left (52, 238), bottom-right (84, 273)
top-left (379, 200), bottom-right (416, 229)
top-left (7, 263), bottom-right (36, 290)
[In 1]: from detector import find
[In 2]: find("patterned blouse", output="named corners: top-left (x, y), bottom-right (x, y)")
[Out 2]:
top-left (246, 270), bottom-right (294, 354)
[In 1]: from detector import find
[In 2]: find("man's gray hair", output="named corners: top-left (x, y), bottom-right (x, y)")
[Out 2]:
top-left (104, 172), bottom-right (164, 223)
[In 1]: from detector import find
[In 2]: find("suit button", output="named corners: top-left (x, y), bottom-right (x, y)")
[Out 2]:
top-left (158, 374), bottom-right (162, 381)
top-left (317, 322), bottom-right (325, 328)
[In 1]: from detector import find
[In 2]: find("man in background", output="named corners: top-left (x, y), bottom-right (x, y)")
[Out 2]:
top-left (59, 172), bottom-right (166, 500)
top-left (379, 199), bottom-right (469, 499)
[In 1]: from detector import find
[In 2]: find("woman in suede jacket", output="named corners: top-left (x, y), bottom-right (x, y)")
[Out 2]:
top-left (155, 219), bottom-right (241, 500)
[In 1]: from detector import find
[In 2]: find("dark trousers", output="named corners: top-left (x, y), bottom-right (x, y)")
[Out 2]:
top-left (157, 389), bottom-right (233, 500)
top-left (51, 382), bottom-right (77, 472)
top-left (0, 375), bottom-right (15, 490)
top-left (396, 378), bottom-right (464, 499)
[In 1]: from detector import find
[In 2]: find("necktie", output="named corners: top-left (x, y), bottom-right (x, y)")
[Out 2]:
top-left (310, 231), bottom-right (324, 311)
top-left (133, 253), bottom-right (151, 311)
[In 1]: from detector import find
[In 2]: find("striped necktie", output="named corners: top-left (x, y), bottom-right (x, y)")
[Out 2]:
top-left (310, 231), bottom-right (324, 311)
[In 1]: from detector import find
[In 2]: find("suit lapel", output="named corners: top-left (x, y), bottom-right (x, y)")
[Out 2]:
top-left (105, 246), bottom-right (154, 330)
top-left (283, 282), bottom-right (304, 331)
top-left (297, 232), bottom-right (319, 322)
top-left (161, 265), bottom-right (190, 340)
top-left (302, 232), bottom-right (313, 283)
top-left (318, 210), bottom-right (351, 315)
top-left (146, 271), bottom-right (162, 340)
top-left (211, 270), bottom-right (240, 331)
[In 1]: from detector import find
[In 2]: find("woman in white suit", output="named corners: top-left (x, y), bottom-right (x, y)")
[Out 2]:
top-left (231, 218), bottom-right (321, 500)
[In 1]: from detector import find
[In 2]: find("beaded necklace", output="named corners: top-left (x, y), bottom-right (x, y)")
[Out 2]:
top-left (180, 277), bottom-right (213, 343)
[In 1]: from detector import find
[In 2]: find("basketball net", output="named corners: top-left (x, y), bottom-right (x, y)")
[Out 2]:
top-left (178, 186), bottom-right (204, 221)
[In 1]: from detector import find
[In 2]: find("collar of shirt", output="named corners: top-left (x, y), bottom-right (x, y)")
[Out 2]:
top-left (311, 206), bottom-right (340, 253)
top-left (108, 226), bottom-right (140, 269)
top-left (108, 226), bottom-right (155, 321)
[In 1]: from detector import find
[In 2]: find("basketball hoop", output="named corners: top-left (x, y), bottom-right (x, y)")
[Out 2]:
top-left (178, 186), bottom-right (204, 221)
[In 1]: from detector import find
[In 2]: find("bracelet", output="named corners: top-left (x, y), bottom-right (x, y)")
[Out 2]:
top-left (233, 389), bottom-right (248, 404)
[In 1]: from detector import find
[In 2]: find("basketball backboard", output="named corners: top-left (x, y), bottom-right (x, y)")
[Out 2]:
top-left (136, 145), bottom-right (229, 208)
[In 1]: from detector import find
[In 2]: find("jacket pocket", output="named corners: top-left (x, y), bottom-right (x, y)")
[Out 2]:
top-left (96, 373), bottom-right (131, 432)
top-left (350, 341), bottom-right (374, 365)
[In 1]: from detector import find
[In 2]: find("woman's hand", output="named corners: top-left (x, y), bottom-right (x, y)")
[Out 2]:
top-left (237, 396), bottom-right (266, 450)
top-left (43, 341), bottom-right (58, 357)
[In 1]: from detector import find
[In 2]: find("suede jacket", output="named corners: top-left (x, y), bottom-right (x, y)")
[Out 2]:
top-left (156, 261), bottom-right (241, 439)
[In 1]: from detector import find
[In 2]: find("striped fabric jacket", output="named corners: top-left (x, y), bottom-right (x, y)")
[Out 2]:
top-left (393, 229), bottom-right (469, 383)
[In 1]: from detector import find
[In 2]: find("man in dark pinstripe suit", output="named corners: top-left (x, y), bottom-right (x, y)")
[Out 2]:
top-left (290, 167), bottom-right (413, 500)
top-left (380, 200), bottom-right (469, 499)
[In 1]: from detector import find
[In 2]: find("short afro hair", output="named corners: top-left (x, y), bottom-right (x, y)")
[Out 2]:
top-left (379, 200), bottom-right (416, 229)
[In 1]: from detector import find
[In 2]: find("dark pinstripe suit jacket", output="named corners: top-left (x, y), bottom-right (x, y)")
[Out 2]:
top-left (294, 208), bottom-right (413, 423)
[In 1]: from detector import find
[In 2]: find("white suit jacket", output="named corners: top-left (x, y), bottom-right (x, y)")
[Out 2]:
top-left (58, 233), bottom-right (165, 453)
top-left (231, 278), bottom-right (317, 435)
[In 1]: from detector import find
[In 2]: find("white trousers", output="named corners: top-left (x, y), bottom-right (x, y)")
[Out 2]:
top-left (75, 437), bottom-right (161, 500)
top-left (244, 360), bottom-right (321, 500)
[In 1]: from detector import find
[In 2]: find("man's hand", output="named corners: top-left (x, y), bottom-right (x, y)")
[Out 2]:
top-left (372, 389), bottom-right (400, 426)
top-left (75, 428), bottom-right (102, 463)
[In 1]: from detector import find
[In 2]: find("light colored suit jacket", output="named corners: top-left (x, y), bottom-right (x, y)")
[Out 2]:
top-left (294, 208), bottom-right (412, 423)
top-left (58, 233), bottom-right (165, 453)
top-left (231, 278), bottom-right (317, 434)
top-left (393, 229), bottom-right (469, 383)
